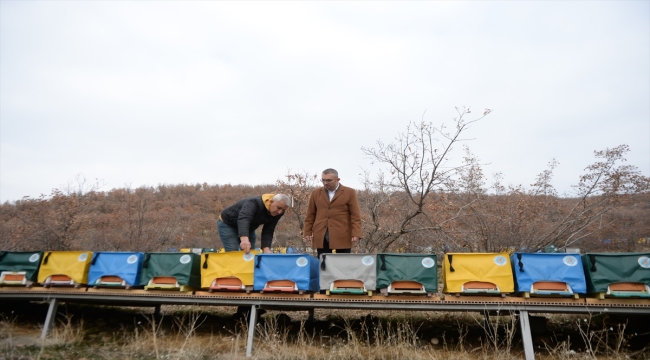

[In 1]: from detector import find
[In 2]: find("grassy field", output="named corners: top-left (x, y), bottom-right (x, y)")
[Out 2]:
top-left (1, 301), bottom-right (649, 359)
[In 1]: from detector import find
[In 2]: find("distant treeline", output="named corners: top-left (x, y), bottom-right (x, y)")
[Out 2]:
top-left (1, 181), bottom-right (648, 254)
top-left (4, 114), bottom-right (649, 255)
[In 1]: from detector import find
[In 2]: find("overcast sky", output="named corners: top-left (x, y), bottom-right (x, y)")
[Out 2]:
top-left (1, 1), bottom-right (648, 203)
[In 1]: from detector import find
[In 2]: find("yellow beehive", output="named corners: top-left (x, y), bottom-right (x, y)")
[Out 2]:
top-left (200, 250), bottom-right (259, 289)
top-left (442, 253), bottom-right (514, 294)
top-left (37, 251), bottom-right (94, 286)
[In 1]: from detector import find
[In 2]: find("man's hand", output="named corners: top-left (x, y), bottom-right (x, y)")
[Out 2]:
top-left (352, 236), bottom-right (359, 242)
top-left (262, 247), bottom-right (272, 254)
top-left (239, 237), bottom-right (251, 254)
top-left (304, 235), bottom-right (313, 242)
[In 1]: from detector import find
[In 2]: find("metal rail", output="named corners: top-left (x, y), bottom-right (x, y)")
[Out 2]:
top-left (2, 287), bottom-right (649, 360)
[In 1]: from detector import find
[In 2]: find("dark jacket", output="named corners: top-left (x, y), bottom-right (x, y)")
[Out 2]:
top-left (220, 195), bottom-right (283, 249)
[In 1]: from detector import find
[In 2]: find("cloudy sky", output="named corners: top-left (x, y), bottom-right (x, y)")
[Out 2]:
top-left (1, 1), bottom-right (648, 203)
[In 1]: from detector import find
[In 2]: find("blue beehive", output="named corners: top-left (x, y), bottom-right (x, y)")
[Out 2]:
top-left (88, 252), bottom-right (145, 288)
top-left (253, 254), bottom-right (319, 293)
top-left (511, 253), bottom-right (587, 298)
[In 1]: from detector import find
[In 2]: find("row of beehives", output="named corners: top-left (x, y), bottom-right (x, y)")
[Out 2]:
top-left (1, 251), bottom-right (649, 299)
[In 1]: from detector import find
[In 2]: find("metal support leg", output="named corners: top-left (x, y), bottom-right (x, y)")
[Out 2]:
top-left (519, 310), bottom-right (535, 360)
top-left (308, 308), bottom-right (314, 322)
top-left (154, 304), bottom-right (161, 317)
top-left (246, 304), bottom-right (258, 357)
top-left (40, 298), bottom-right (59, 340)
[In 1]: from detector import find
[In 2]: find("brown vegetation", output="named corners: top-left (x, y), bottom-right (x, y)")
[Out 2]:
top-left (1, 108), bottom-right (649, 254)
top-left (359, 108), bottom-right (649, 254)
top-left (1, 177), bottom-right (648, 254)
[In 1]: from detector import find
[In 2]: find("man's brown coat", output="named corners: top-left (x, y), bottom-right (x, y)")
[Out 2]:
top-left (303, 184), bottom-right (362, 249)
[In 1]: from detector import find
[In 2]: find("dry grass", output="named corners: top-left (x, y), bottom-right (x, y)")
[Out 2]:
top-left (0, 313), bottom-right (17, 340)
top-left (246, 315), bottom-right (470, 360)
top-left (1, 304), bottom-right (649, 359)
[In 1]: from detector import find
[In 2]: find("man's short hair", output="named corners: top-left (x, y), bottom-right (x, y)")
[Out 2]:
top-left (322, 168), bottom-right (338, 177)
top-left (273, 193), bottom-right (291, 207)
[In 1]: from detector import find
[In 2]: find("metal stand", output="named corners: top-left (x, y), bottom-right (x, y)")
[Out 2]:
top-left (518, 310), bottom-right (535, 360)
top-left (246, 304), bottom-right (258, 357)
top-left (154, 304), bottom-right (161, 317)
top-left (40, 298), bottom-right (59, 340)
top-left (308, 308), bottom-right (314, 321)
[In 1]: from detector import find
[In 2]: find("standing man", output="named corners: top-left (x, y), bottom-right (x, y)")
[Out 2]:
top-left (218, 193), bottom-right (291, 254)
top-left (303, 169), bottom-right (362, 257)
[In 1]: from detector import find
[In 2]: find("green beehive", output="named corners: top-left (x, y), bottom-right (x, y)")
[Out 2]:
top-left (582, 253), bottom-right (650, 299)
top-left (376, 253), bottom-right (438, 296)
top-left (0, 251), bottom-right (43, 286)
top-left (140, 253), bottom-right (201, 291)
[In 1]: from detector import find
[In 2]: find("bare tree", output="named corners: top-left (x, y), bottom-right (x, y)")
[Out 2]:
top-left (275, 169), bottom-right (318, 248)
top-left (444, 145), bottom-right (650, 252)
top-left (10, 174), bottom-right (104, 250)
top-left (361, 106), bottom-right (649, 254)
top-left (536, 145), bottom-right (649, 249)
top-left (360, 107), bottom-right (492, 251)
